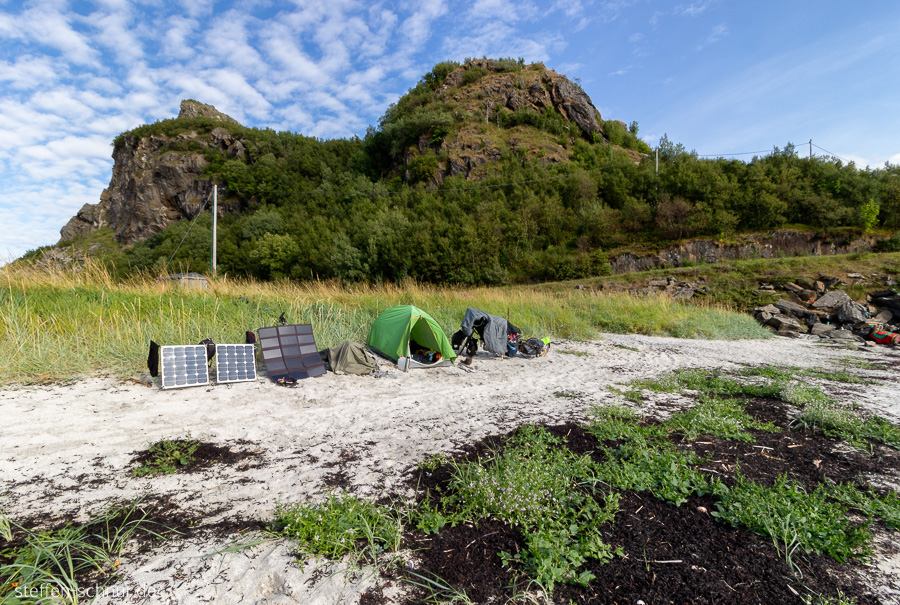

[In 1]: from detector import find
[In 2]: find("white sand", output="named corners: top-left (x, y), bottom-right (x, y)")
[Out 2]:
top-left (2, 334), bottom-right (899, 604)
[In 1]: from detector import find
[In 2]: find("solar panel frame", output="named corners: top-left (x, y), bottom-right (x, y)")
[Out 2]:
top-left (160, 344), bottom-right (210, 389)
top-left (215, 344), bottom-right (258, 384)
top-left (258, 324), bottom-right (326, 382)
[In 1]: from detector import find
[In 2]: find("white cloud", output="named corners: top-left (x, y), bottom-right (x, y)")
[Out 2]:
top-left (90, 4), bottom-right (145, 65)
top-left (553, 0), bottom-right (584, 19)
top-left (0, 56), bottom-right (60, 91)
top-left (400, 0), bottom-right (447, 48)
top-left (696, 24), bottom-right (727, 50)
top-left (20, 5), bottom-right (100, 66)
top-left (203, 12), bottom-right (268, 75)
top-left (31, 89), bottom-right (96, 122)
top-left (162, 16), bottom-right (199, 61)
top-left (470, 0), bottom-right (539, 21)
top-left (262, 24), bottom-right (330, 84)
top-left (178, 0), bottom-right (215, 19)
top-left (676, 1), bottom-right (715, 17)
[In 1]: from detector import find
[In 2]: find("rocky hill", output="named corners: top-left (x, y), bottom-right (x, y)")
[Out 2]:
top-left (60, 100), bottom-right (246, 245)
top-left (60, 61), bottom-right (647, 246)
top-left (368, 58), bottom-right (648, 184)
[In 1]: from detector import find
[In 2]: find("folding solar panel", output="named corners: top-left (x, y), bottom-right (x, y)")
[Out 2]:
top-left (160, 345), bottom-right (210, 389)
top-left (257, 324), bottom-right (327, 382)
top-left (215, 344), bottom-right (257, 383)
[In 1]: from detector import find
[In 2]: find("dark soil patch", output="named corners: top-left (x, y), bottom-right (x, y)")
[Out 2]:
top-left (404, 520), bottom-right (525, 603)
top-left (130, 440), bottom-right (261, 475)
top-left (674, 397), bottom-right (900, 491)
top-left (391, 406), bottom-right (891, 605)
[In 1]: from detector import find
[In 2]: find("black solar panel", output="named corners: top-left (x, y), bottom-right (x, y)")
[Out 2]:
top-left (160, 345), bottom-right (210, 389)
top-left (215, 344), bottom-right (257, 383)
top-left (257, 324), bottom-right (326, 381)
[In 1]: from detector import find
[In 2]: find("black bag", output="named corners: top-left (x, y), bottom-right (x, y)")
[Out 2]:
top-left (147, 340), bottom-right (160, 377)
top-left (451, 330), bottom-right (478, 357)
top-left (199, 338), bottom-right (216, 362)
top-left (518, 337), bottom-right (549, 358)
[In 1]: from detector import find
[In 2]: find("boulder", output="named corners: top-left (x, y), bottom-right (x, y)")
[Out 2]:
top-left (774, 299), bottom-right (810, 318)
top-left (870, 293), bottom-right (900, 315)
top-left (835, 301), bottom-right (868, 324)
top-left (810, 323), bottom-right (836, 336)
top-left (765, 315), bottom-right (804, 332)
top-left (671, 287), bottom-right (695, 300)
top-left (754, 304), bottom-right (780, 315)
top-left (824, 330), bottom-right (865, 343)
top-left (776, 330), bottom-right (803, 338)
top-left (874, 309), bottom-right (894, 324)
top-left (812, 290), bottom-right (852, 310)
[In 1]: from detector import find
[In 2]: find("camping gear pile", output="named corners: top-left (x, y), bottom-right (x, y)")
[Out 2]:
top-left (450, 307), bottom-right (549, 362)
top-left (146, 304), bottom-right (549, 389)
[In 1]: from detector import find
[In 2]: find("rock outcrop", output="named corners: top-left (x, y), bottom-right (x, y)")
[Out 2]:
top-left (411, 59), bottom-right (615, 183)
top-left (59, 101), bottom-right (244, 245)
top-left (609, 231), bottom-right (876, 274)
top-left (751, 275), bottom-right (899, 342)
top-left (439, 59), bottom-right (603, 139)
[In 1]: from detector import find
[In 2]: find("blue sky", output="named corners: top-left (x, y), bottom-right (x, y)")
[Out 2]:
top-left (2, 0), bottom-right (899, 262)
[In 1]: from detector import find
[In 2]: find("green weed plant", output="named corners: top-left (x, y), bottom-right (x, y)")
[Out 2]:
top-left (438, 426), bottom-right (620, 593)
top-left (713, 473), bottom-right (872, 565)
top-left (586, 404), bottom-right (666, 442)
top-left (591, 441), bottom-right (724, 506)
top-left (132, 436), bottom-right (200, 477)
top-left (662, 394), bottom-right (780, 442)
top-left (271, 493), bottom-right (401, 563)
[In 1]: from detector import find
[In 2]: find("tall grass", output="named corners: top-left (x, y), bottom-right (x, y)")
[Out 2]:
top-left (0, 261), bottom-right (769, 384)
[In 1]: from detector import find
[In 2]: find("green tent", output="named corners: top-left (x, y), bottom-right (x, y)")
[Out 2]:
top-left (366, 305), bottom-right (457, 369)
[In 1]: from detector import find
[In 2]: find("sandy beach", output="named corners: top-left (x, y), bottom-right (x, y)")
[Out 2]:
top-left (2, 333), bottom-right (899, 604)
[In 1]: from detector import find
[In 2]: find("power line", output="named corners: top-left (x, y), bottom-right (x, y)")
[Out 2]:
top-left (696, 150), bottom-right (771, 158)
top-left (163, 194), bottom-right (211, 273)
top-left (811, 143), bottom-right (852, 164)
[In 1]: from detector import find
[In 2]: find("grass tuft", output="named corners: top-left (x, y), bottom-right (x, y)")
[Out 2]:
top-left (132, 436), bottom-right (200, 477)
top-left (271, 492), bottom-right (401, 563)
top-left (662, 394), bottom-right (780, 442)
top-left (0, 499), bottom-right (170, 603)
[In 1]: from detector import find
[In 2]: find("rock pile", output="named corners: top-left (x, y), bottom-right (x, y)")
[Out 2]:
top-left (581, 276), bottom-right (710, 299)
top-left (753, 277), bottom-right (900, 343)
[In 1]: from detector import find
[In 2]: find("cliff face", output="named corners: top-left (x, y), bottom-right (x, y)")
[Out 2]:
top-left (59, 100), bottom-right (245, 245)
top-left (609, 231), bottom-right (876, 274)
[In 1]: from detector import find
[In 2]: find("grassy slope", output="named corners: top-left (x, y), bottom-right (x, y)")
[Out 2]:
top-left (0, 261), bottom-right (767, 384)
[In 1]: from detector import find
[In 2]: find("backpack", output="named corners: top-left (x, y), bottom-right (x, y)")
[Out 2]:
top-left (518, 337), bottom-right (550, 358)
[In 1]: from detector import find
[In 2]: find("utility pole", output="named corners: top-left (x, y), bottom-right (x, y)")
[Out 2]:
top-left (211, 184), bottom-right (217, 277)
top-left (655, 147), bottom-right (659, 205)
top-left (809, 139), bottom-right (812, 160)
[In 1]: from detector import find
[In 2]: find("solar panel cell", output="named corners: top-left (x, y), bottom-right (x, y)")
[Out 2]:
top-left (215, 344), bottom-right (257, 384)
top-left (160, 345), bottom-right (210, 389)
top-left (257, 324), bottom-right (327, 382)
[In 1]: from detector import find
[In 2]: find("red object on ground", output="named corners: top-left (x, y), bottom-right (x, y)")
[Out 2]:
top-left (870, 330), bottom-right (900, 345)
